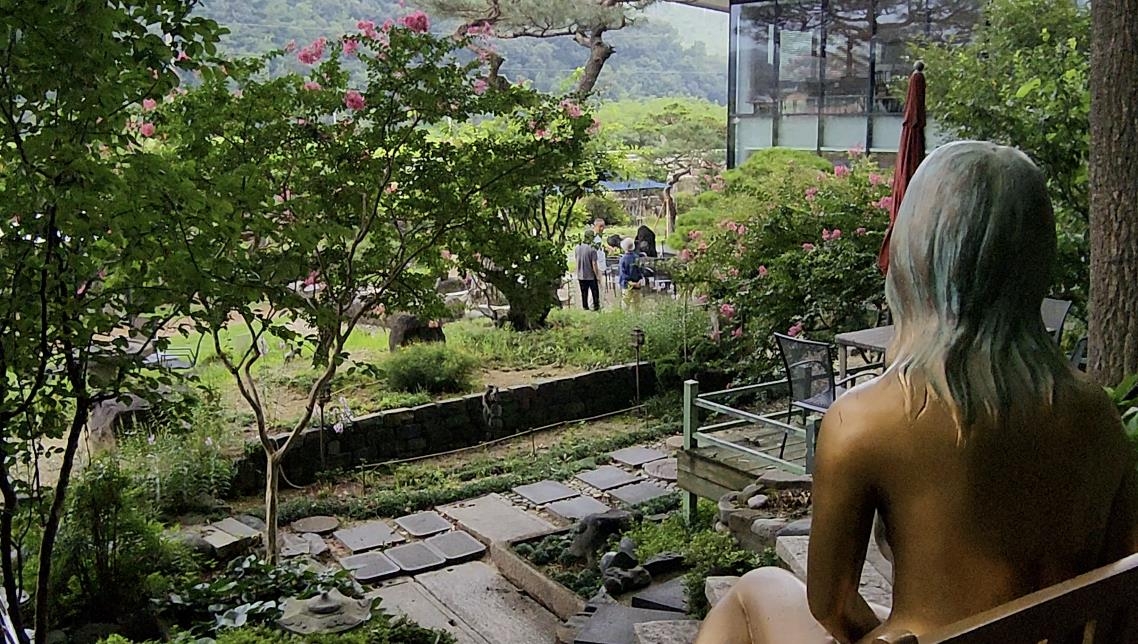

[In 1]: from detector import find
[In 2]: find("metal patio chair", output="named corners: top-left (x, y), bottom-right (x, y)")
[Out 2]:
top-left (1041, 297), bottom-right (1073, 344)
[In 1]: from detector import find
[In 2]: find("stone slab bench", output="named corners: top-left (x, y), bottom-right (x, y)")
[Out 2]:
top-left (776, 534), bottom-right (894, 609)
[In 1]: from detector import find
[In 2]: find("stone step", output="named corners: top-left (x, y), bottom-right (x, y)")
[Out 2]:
top-left (634, 620), bottom-right (701, 644)
top-left (775, 535), bottom-right (893, 609)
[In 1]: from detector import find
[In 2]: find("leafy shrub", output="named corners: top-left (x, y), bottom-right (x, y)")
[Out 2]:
top-left (1106, 374), bottom-right (1138, 448)
top-left (118, 408), bottom-right (237, 517)
top-left (382, 343), bottom-right (478, 394)
top-left (582, 193), bottom-right (628, 227)
top-left (100, 614), bottom-right (455, 644)
top-left (672, 191), bottom-right (698, 216)
top-left (158, 554), bottom-right (358, 636)
top-left (52, 459), bottom-right (182, 627)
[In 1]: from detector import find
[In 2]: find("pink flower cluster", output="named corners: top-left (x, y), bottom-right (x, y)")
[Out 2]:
top-left (398, 10), bottom-right (430, 33)
top-left (297, 37), bottom-right (327, 65)
top-left (343, 89), bottom-right (366, 111)
top-left (587, 118), bottom-right (601, 135)
top-left (874, 195), bottom-right (894, 211)
top-left (731, 327), bottom-right (744, 339)
top-left (342, 38), bottom-right (359, 57)
top-left (721, 220), bottom-right (747, 235)
top-left (802, 242), bottom-right (816, 252)
top-left (465, 22), bottom-right (495, 37)
top-left (472, 78), bottom-right (489, 95)
top-left (758, 265), bottom-right (769, 278)
top-left (833, 164), bottom-right (851, 178)
top-left (560, 99), bottom-right (583, 118)
top-left (868, 172), bottom-right (887, 186)
top-left (139, 122), bottom-right (156, 137)
top-left (141, 98), bottom-right (157, 112)
top-left (787, 321), bottom-right (805, 337)
top-left (303, 80), bottom-right (322, 91)
top-left (358, 19), bottom-right (378, 38)
top-left (719, 303), bottom-right (736, 319)
top-left (679, 249), bottom-right (694, 262)
top-left (687, 229), bottom-right (703, 241)
top-left (848, 143), bottom-right (865, 157)
top-left (805, 186), bottom-right (819, 201)
top-left (821, 228), bottom-right (842, 241)
top-left (855, 227), bottom-right (867, 236)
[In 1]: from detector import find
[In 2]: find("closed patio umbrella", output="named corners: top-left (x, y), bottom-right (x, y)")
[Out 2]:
top-left (877, 61), bottom-right (927, 274)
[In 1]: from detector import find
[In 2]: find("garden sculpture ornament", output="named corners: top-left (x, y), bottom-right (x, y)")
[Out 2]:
top-left (696, 141), bottom-right (1138, 643)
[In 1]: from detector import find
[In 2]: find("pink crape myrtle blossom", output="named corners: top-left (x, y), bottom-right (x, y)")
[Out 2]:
top-left (141, 98), bottom-right (157, 112)
top-left (688, 229), bottom-right (703, 241)
top-left (868, 173), bottom-right (886, 186)
top-left (679, 249), bottom-right (693, 262)
top-left (472, 78), bottom-right (489, 95)
top-left (736, 224), bottom-right (747, 236)
top-left (874, 195), bottom-right (894, 211)
top-left (758, 265), bottom-right (769, 278)
top-left (175, 51), bottom-right (190, 62)
top-left (822, 228), bottom-right (833, 241)
top-left (587, 118), bottom-right (601, 135)
top-left (848, 143), bottom-right (865, 157)
top-left (805, 186), bottom-right (819, 201)
top-left (399, 10), bottom-right (430, 33)
top-left (834, 164), bottom-right (851, 178)
top-left (342, 38), bottom-right (359, 57)
top-left (139, 122), bottom-right (156, 137)
top-left (560, 99), bottom-right (583, 118)
top-left (727, 267), bottom-right (739, 277)
top-left (303, 80), bottom-right (322, 91)
top-left (357, 19), bottom-right (378, 38)
top-left (696, 242), bottom-right (708, 253)
top-left (855, 227), bottom-right (868, 236)
top-left (343, 90), bottom-right (366, 111)
top-left (719, 303), bottom-right (736, 319)
top-left (802, 242), bottom-right (816, 252)
top-left (830, 228), bottom-right (842, 240)
top-left (534, 128), bottom-right (550, 140)
top-left (787, 321), bottom-right (805, 337)
top-left (732, 327), bottom-right (744, 339)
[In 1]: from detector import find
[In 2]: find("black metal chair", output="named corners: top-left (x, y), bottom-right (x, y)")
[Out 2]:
top-left (1041, 297), bottom-right (1073, 344)
top-left (1068, 336), bottom-right (1088, 372)
top-left (773, 333), bottom-right (879, 457)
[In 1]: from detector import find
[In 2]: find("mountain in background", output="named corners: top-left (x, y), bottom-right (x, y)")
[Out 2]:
top-left (196, 0), bottom-right (728, 103)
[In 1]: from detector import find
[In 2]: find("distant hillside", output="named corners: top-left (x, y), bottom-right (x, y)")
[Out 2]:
top-left (195, 0), bottom-right (728, 103)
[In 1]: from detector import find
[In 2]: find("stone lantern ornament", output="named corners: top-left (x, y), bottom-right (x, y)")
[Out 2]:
top-left (277, 589), bottom-right (373, 635)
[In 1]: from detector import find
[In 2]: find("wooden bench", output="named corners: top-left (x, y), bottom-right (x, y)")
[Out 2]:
top-left (873, 551), bottom-right (1138, 643)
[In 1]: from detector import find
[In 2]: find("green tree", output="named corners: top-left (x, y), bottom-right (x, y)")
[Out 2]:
top-left (911, 0), bottom-right (1090, 310)
top-left (162, 20), bottom-right (600, 558)
top-left (0, 2), bottom-right (225, 641)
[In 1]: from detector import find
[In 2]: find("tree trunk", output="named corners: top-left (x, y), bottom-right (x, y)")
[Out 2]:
top-left (0, 457), bottom-right (28, 643)
top-left (34, 406), bottom-right (89, 644)
top-left (264, 451), bottom-right (280, 564)
top-left (1088, 0), bottom-right (1138, 386)
top-left (576, 31), bottom-right (615, 95)
top-left (663, 184), bottom-right (677, 238)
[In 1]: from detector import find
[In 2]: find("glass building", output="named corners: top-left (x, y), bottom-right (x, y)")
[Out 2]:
top-left (683, 0), bottom-right (982, 166)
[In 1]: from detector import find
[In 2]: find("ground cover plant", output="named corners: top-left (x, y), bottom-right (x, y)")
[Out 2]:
top-left (99, 614), bottom-right (455, 644)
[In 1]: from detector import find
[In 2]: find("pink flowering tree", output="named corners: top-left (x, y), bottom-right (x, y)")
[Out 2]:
top-left (159, 16), bottom-right (601, 559)
top-left (673, 148), bottom-right (891, 379)
top-left (0, 2), bottom-right (225, 641)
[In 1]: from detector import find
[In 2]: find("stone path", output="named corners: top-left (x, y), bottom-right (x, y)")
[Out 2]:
top-left (776, 534), bottom-right (894, 609)
top-left (418, 561), bottom-right (561, 643)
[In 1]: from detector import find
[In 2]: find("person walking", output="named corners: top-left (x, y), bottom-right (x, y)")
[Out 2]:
top-left (618, 237), bottom-right (645, 309)
top-left (573, 232), bottom-right (602, 311)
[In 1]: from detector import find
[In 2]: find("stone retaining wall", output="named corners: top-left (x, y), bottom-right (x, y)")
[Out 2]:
top-left (230, 362), bottom-right (656, 495)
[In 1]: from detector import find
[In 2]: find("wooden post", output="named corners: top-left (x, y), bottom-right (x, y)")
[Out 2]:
top-left (682, 379), bottom-right (699, 525)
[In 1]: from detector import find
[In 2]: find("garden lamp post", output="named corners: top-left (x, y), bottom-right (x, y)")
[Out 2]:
top-left (317, 383), bottom-right (332, 469)
top-left (631, 327), bottom-right (646, 405)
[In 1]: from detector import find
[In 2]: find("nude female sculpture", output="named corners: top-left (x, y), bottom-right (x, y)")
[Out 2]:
top-left (696, 141), bottom-right (1138, 644)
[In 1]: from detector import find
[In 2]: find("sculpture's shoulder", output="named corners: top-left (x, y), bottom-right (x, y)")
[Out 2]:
top-left (822, 372), bottom-right (912, 442)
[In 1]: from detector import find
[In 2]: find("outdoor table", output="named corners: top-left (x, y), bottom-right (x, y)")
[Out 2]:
top-left (834, 325), bottom-right (895, 380)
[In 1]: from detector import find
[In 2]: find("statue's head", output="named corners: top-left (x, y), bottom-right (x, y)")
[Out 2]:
top-left (886, 141), bottom-right (1069, 437)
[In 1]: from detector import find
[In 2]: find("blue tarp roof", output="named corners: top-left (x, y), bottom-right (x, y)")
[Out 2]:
top-left (598, 179), bottom-right (668, 192)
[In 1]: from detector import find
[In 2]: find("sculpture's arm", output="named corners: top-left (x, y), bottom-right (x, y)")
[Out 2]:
top-left (806, 404), bottom-right (882, 643)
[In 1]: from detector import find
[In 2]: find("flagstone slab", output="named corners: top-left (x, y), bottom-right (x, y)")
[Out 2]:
top-left (334, 521), bottom-right (405, 554)
top-left (301, 532), bottom-right (329, 556)
top-left (385, 542), bottom-right (447, 575)
top-left (290, 515), bottom-right (340, 535)
top-left (214, 517), bottom-right (261, 539)
top-left (417, 561), bottom-right (559, 644)
top-left (513, 480), bottom-right (580, 505)
top-left (643, 458), bottom-right (678, 482)
top-left (394, 511), bottom-right (452, 538)
top-left (340, 551), bottom-right (391, 571)
top-left (576, 605), bottom-right (693, 644)
top-left (368, 579), bottom-right (490, 644)
top-left (633, 619), bottom-right (701, 644)
top-left (631, 577), bottom-right (688, 613)
top-left (546, 495), bottom-right (611, 521)
top-left (610, 446), bottom-right (668, 467)
top-left (425, 530), bottom-right (486, 562)
top-left (438, 493), bottom-right (556, 544)
top-left (576, 466), bottom-right (642, 491)
top-left (608, 481), bottom-right (672, 507)
top-left (351, 554), bottom-right (401, 584)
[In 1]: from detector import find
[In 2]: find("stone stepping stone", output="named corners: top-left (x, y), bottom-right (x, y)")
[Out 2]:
top-left (212, 517), bottom-right (261, 539)
top-left (385, 542), bottom-right (447, 575)
top-left (281, 532), bottom-right (330, 558)
top-left (576, 466), bottom-right (642, 491)
top-left (351, 553), bottom-right (401, 584)
top-left (631, 577), bottom-right (688, 613)
top-left (425, 530), bottom-right (486, 563)
top-left (416, 562), bottom-right (559, 643)
top-left (608, 481), bottom-right (671, 507)
top-left (340, 551), bottom-right (391, 570)
top-left (290, 515), bottom-right (340, 535)
top-left (642, 458), bottom-right (678, 482)
top-left (367, 580), bottom-right (490, 644)
top-left (545, 495), bottom-right (610, 521)
top-left (610, 446), bottom-right (668, 467)
top-left (394, 511), bottom-right (452, 538)
top-left (334, 521), bottom-right (405, 554)
top-left (438, 494), bottom-right (556, 544)
top-left (512, 480), bottom-right (579, 505)
top-left (576, 604), bottom-right (693, 644)
top-left (633, 620), bottom-right (701, 644)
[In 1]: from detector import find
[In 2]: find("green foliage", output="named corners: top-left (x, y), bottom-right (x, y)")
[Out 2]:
top-left (1106, 375), bottom-right (1138, 446)
top-left (595, 97), bottom-right (727, 180)
top-left (672, 150), bottom-right (890, 379)
top-left (382, 344), bottom-right (479, 394)
top-left (118, 408), bottom-right (238, 518)
top-left (101, 615), bottom-right (455, 644)
top-left (518, 533), bottom-right (601, 597)
top-left (581, 194), bottom-right (628, 227)
top-left (52, 460), bottom-right (181, 627)
top-left (911, 0), bottom-right (1090, 310)
top-left (159, 555), bottom-right (357, 636)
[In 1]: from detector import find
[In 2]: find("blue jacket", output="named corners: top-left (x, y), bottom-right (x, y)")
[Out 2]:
top-left (619, 252), bottom-right (643, 289)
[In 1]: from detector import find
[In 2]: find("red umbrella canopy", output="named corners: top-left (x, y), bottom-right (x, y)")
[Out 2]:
top-left (878, 61), bottom-right (927, 274)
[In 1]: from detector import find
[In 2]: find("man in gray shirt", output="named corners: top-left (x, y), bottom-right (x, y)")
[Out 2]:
top-left (573, 232), bottom-right (602, 311)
